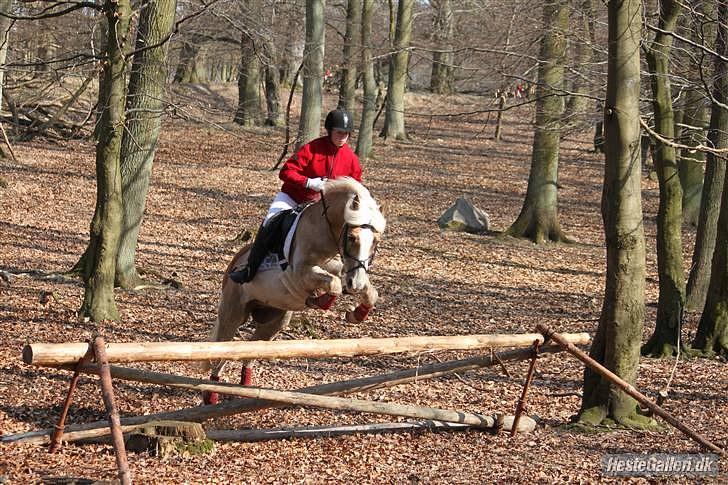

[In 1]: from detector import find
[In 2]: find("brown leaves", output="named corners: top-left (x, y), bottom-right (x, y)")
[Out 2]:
top-left (0, 90), bottom-right (725, 483)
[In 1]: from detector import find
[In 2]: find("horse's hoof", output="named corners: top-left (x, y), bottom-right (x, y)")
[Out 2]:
top-left (241, 367), bottom-right (254, 386)
top-left (306, 293), bottom-right (337, 310)
top-left (346, 304), bottom-right (373, 323)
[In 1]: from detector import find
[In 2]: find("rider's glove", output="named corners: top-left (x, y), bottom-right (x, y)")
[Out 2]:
top-left (306, 177), bottom-right (327, 192)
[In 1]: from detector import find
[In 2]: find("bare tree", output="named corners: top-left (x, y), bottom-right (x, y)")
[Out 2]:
top-left (429, 0), bottom-right (454, 94)
top-left (80, 0), bottom-right (133, 321)
top-left (337, 0), bottom-right (360, 112)
top-left (504, 0), bottom-right (570, 244)
top-left (116, 0), bottom-right (178, 290)
top-left (297, 0), bottom-right (325, 146)
top-left (642, 0), bottom-right (684, 358)
top-left (355, 0), bottom-right (376, 160)
top-left (578, 0), bottom-right (655, 428)
top-left (693, 0), bottom-right (728, 357)
top-left (381, 0), bottom-right (413, 140)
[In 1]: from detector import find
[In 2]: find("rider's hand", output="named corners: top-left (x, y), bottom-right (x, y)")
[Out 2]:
top-left (306, 177), bottom-right (327, 192)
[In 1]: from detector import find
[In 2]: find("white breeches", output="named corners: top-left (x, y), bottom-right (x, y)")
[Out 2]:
top-left (264, 191), bottom-right (297, 225)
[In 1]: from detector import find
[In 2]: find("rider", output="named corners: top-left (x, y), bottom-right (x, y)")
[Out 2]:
top-left (229, 108), bottom-right (362, 284)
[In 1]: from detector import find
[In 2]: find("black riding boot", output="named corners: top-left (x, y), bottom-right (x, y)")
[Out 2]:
top-left (229, 213), bottom-right (286, 283)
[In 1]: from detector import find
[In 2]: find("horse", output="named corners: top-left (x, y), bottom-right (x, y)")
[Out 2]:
top-left (201, 177), bottom-right (386, 404)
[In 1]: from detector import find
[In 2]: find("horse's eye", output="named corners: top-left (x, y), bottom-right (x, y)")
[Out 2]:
top-left (348, 234), bottom-right (357, 243)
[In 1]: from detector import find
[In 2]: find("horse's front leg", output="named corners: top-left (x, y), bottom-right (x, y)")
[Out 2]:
top-left (346, 282), bottom-right (378, 323)
top-left (300, 265), bottom-right (342, 310)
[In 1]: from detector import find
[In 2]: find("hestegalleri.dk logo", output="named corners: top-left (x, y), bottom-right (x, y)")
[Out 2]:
top-left (602, 453), bottom-right (719, 476)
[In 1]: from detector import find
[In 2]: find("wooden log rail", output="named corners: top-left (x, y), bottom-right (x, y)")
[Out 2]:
top-left (3, 343), bottom-right (583, 445)
top-left (22, 332), bottom-right (591, 366)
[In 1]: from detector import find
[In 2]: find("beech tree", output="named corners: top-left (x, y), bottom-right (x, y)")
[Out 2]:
top-left (429, 0), bottom-right (454, 95)
top-left (381, 0), bottom-right (413, 141)
top-left (80, 0), bottom-right (133, 321)
top-left (337, 0), bottom-right (360, 112)
top-left (642, 0), bottom-right (684, 358)
top-left (297, 0), bottom-right (325, 146)
top-left (355, 0), bottom-right (376, 160)
top-left (504, 0), bottom-right (570, 243)
top-left (578, 0), bottom-right (655, 428)
top-left (116, 0), bottom-right (178, 290)
top-left (693, 0), bottom-right (728, 357)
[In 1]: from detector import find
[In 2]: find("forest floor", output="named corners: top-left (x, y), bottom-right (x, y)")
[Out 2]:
top-left (0, 86), bottom-right (725, 483)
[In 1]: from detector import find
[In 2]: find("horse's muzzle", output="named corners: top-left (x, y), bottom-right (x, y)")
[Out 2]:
top-left (345, 268), bottom-right (369, 294)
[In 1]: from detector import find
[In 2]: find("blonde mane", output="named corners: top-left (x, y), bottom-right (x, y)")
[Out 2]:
top-left (323, 177), bottom-right (386, 233)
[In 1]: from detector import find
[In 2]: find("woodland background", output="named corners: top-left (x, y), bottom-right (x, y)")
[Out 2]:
top-left (0, 0), bottom-right (726, 482)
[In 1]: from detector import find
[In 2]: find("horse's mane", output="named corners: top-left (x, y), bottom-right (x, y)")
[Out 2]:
top-left (323, 177), bottom-right (386, 233)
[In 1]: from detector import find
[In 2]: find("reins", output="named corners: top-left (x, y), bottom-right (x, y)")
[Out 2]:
top-left (320, 192), bottom-right (378, 274)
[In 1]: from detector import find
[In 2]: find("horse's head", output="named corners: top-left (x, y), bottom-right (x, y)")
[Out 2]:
top-left (324, 179), bottom-right (386, 294)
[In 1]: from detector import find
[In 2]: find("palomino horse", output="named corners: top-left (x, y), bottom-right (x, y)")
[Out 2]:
top-left (201, 177), bottom-right (386, 404)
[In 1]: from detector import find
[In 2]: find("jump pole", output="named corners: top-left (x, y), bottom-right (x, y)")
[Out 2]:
top-left (23, 332), bottom-right (591, 366)
top-left (49, 363), bottom-right (538, 432)
top-left (4, 342), bottom-right (588, 445)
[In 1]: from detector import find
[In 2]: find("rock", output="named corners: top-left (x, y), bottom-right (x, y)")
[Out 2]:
top-left (437, 197), bottom-right (490, 233)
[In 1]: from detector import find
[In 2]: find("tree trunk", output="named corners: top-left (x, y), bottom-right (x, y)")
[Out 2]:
top-left (642, 0), bottom-right (684, 358)
top-left (174, 39), bottom-right (204, 84)
top-left (494, 94), bottom-right (506, 141)
top-left (355, 0), bottom-right (376, 160)
top-left (297, 0), bottom-right (325, 147)
top-left (504, 0), bottom-right (570, 244)
top-left (429, 0), bottom-right (454, 95)
top-left (381, 0), bottom-right (413, 140)
top-left (564, 0), bottom-right (595, 120)
top-left (693, 0), bottom-right (728, 357)
top-left (685, 0), bottom-right (724, 313)
top-left (337, 0), bottom-right (360, 112)
top-left (79, 0), bottom-right (133, 322)
top-left (678, 87), bottom-right (708, 226)
top-left (0, 0), bottom-right (10, 159)
top-left (578, 0), bottom-right (654, 429)
top-left (263, 62), bottom-right (283, 127)
top-left (0, 0), bottom-right (11, 112)
top-left (685, 153), bottom-right (726, 313)
top-left (115, 0), bottom-right (177, 290)
top-left (234, 28), bottom-right (262, 126)
top-left (261, 32), bottom-right (283, 127)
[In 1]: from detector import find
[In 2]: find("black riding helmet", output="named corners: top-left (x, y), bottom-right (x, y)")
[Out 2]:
top-left (324, 109), bottom-right (354, 132)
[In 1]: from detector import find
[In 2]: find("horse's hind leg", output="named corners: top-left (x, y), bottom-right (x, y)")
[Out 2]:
top-left (202, 297), bottom-right (250, 405)
top-left (243, 308), bottom-right (293, 385)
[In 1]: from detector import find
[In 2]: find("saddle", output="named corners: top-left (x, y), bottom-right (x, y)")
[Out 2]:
top-left (229, 205), bottom-right (307, 284)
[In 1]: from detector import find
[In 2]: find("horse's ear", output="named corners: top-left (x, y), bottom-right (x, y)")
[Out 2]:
top-left (350, 194), bottom-right (360, 211)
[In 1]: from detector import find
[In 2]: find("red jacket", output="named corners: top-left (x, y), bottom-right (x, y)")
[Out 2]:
top-left (279, 136), bottom-right (363, 203)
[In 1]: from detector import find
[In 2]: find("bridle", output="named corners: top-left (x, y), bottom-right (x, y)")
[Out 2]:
top-left (321, 193), bottom-right (379, 275)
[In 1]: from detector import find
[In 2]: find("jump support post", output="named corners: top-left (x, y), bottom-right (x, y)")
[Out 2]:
top-left (536, 324), bottom-right (725, 457)
top-left (6, 339), bottom-right (590, 446)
